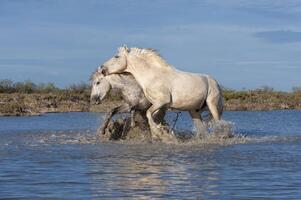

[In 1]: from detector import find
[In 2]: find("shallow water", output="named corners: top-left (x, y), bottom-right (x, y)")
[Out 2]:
top-left (0, 110), bottom-right (301, 199)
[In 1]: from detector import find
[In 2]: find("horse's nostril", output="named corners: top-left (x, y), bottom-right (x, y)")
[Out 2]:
top-left (90, 95), bottom-right (101, 105)
top-left (91, 96), bottom-right (97, 102)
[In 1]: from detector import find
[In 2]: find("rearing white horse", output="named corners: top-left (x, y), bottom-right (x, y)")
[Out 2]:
top-left (101, 46), bottom-right (223, 139)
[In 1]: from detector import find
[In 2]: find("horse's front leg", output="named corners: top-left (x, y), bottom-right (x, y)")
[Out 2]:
top-left (120, 110), bottom-right (136, 139)
top-left (146, 105), bottom-right (161, 139)
top-left (111, 104), bottom-right (133, 138)
top-left (98, 110), bottom-right (115, 135)
top-left (153, 107), bottom-right (167, 125)
top-left (189, 110), bottom-right (208, 138)
top-left (98, 104), bottom-right (131, 136)
top-left (130, 110), bottom-right (136, 128)
top-left (146, 103), bottom-right (173, 141)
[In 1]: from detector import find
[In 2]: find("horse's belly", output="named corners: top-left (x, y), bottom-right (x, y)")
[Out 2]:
top-left (170, 94), bottom-right (206, 110)
top-left (169, 74), bottom-right (208, 110)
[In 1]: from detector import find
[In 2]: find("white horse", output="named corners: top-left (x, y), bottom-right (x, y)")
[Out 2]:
top-left (90, 69), bottom-right (164, 136)
top-left (100, 46), bottom-right (223, 139)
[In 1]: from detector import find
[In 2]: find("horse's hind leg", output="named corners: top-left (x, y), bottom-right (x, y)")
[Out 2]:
top-left (189, 110), bottom-right (208, 138)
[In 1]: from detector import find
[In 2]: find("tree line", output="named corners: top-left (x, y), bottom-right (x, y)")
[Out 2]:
top-left (0, 79), bottom-right (90, 94)
top-left (0, 79), bottom-right (300, 96)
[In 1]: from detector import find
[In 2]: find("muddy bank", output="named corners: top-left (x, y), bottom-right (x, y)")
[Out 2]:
top-left (0, 93), bottom-right (119, 116)
top-left (224, 91), bottom-right (301, 111)
top-left (1, 91), bottom-right (301, 116)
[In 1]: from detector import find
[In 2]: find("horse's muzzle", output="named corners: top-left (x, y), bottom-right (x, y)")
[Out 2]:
top-left (90, 96), bottom-right (101, 105)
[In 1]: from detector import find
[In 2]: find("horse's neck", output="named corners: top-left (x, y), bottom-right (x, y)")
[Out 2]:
top-left (127, 59), bottom-right (173, 87)
top-left (106, 75), bottom-right (124, 89)
top-left (107, 74), bottom-right (138, 92)
top-left (107, 74), bottom-right (142, 104)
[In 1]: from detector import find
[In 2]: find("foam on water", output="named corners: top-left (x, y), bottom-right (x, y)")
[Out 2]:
top-left (2, 119), bottom-right (300, 148)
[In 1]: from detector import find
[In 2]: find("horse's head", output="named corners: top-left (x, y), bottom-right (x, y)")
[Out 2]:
top-left (90, 67), bottom-right (111, 104)
top-left (101, 45), bottom-right (130, 76)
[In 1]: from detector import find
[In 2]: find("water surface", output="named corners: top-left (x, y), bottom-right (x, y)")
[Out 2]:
top-left (0, 110), bottom-right (301, 199)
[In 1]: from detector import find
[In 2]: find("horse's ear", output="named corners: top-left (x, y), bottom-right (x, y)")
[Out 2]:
top-left (96, 66), bottom-right (105, 76)
top-left (123, 45), bottom-right (130, 53)
top-left (120, 45), bottom-right (130, 53)
top-left (100, 67), bottom-right (108, 76)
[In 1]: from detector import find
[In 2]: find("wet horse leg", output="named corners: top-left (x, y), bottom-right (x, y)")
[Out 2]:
top-left (130, 110), bottom-right (136, 128)
top-left (98, 104), bottom-right (131, 136)
top-left (189, 110), bottom-right (208, 138)
top-left (146, 105), bottom-right (161, 139)
top-left (121, 110), bottom-right (136, 139)
top-left (146, 103), bottom-right (170, 140)
top-left (153, 108), bottom-right (166, 125)
top-left (206, 99), bottom-right (221, 121)
top-left (121, 117), bottom-right (131, 139)
top-left (98, 110), bottom-right (114, 135)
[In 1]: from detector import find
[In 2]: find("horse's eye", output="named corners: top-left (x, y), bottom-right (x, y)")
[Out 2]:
top-left (96, 81), bottom-right (100, 85)
top-left (114, 55), bottom-right (120, 59)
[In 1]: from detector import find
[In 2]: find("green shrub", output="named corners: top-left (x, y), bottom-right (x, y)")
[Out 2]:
top-left (37, 83), bottom-right (59, 93)
top-left (14, 80), bottom-right (37, 93)
top-left (292, 86), bottom-right (301, 93)
top-left (0, 79), bottom-right (15, 93)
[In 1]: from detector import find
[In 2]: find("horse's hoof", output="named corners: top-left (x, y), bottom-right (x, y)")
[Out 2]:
top-left (152, 135), bottom-right (162, 142)
top-left (197, 133), bottom-right (207, 140)
top-left (156, 124), bottom-right (171, 134)
top-left (130, 122), bottom-right (136, 128)
top-left (97, 127), bottom-right (106, 135)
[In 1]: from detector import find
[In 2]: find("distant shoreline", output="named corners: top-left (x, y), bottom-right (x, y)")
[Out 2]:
top-left (1, 90), bottom-right (300, 116)
top-left (1, 80), bottom-right (301, 116)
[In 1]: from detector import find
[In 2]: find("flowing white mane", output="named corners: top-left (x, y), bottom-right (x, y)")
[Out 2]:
top-left (119, 46), bottom-right (173, 69)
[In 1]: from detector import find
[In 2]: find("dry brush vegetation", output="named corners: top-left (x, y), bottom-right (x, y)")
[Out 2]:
top-left (0, 79), bottom-right (300, 116)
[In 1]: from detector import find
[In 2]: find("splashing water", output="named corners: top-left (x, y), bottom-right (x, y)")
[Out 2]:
top-left (94, 116), bottom-right (252, 146)
top-left (209, 120), bottom-right (235, 136)
top-left (2, 111), bottom-right (299, 147)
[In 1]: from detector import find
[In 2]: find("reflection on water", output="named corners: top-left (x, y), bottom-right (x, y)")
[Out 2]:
top-left (87, 144), bottom-right (222, 199)
top-left (0, 110), bottom-right (301, 199)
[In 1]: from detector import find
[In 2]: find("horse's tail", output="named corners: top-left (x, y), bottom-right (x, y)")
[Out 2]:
top-left (201, 105), bottom-right (222, 122)
top-left (216, 83), bottom-right (224, 117)
top-left (205, 76), bottom-right (224, 121)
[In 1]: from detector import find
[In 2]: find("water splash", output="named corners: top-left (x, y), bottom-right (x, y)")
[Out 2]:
top-left (2, 119), bottom-right (300, 147)
top-left (94, 118), bottom-right (251, 146)
top-left (208, 120), bottom-right (236, 137)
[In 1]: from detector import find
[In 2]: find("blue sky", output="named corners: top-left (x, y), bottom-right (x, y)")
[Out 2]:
top-left (0, 0), bottom-right (301, 91)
